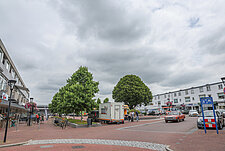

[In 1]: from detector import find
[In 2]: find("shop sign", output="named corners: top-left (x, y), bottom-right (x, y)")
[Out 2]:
top-left (2, 93), bottom-right (8, 101)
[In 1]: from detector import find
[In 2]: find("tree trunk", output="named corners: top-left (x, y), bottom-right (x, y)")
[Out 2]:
top-left (80, 109), bottom-right (83, 121)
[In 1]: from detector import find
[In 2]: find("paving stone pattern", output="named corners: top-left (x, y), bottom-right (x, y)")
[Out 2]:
top-left (26, 139), bottom-right (169, 151)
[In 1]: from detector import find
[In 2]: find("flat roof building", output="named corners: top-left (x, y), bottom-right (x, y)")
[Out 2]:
top-left (0, 39), bottom-right (30, 116)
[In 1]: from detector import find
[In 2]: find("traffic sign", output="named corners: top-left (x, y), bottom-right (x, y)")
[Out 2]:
top-left (223, 87), bottom-right (225, 94)
top-left (200, 97), bottom-right (218, 134)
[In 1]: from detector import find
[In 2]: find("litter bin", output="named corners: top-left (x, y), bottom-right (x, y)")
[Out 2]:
top-left (87, 118), bottom-right (92, 126)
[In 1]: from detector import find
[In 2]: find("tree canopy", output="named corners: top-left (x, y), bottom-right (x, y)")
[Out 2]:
top-left (112, 75), bottom-right (152, 109)
top-left (103, 98), bottom-right (109, 103)
top-left (49, 66), bottom-right (99, 119)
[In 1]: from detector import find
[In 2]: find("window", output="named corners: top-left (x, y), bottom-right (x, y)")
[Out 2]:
top-left (164, 94), bottom-right (166, 98)
top-left (191, 89), bottom-right (194, 94)
top-left (185, 90), bottom-right (188, 95)
top-left (158, 101), bottom-right (161, 105)
top-left (0, 48), bottom-right (3, 63)
top-left (174, 92), bottom-right (176, 97)
top-left (179, 99), bottom-right (182, 102)
top-left (174, 99), bottom-right (178, 103)
top-left (206, 85), bottom-right (211, 91)
top-left (218, 84), bottom-right (223, 90)
top-left (199, 94), bottom-right (206, 99)
top-left (185, 97), bottom-right (191, 102)
top-left (158, 95), bottom-right (160, 99)
top-left (218, 93), bottom-right (224, 99)
top-left (192, 97), bottom-right (195, 100)
top-left (168, 94), bottom-right (170, 98)
top-left (199, 87), bottom-right (204, 92)
top-left (178, 91), bottom-right (181, 96)
top-left (6, 60), bottom-right (10, 71)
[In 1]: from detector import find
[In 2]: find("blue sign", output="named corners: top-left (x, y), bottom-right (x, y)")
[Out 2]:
top-left (200, 97), bottom-right (218, 134)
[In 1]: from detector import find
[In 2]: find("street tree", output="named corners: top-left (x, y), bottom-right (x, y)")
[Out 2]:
top-left (103, 98), bottom-right (109, 103)
top-left (112, 75), bottom-right (152, 109)
top-left (66, 66), bottom-right (99, 120)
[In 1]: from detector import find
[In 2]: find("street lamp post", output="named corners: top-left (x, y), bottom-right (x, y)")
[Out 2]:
top-left (4, 80), bottom-right (16, 143)
top-left (28, 98), bottom-right (34, 126)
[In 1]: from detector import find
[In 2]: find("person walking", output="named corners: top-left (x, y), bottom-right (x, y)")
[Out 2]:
top-left (36, 114), bottom-right (40, 124)
top-left (41, 114), bottom-right (44, 123)
top-left (131, 111), bottom-right (134, 122)
top-left (136, 111), bottom-right (139, 122)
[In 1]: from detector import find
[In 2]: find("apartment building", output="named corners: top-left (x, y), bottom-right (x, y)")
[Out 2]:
top-left (0, 39), bottom-right (30, 115)
top-left (151, 82), bottom-right (225, 111)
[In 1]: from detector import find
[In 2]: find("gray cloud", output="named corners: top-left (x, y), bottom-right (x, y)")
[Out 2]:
top-left (0, 0), bottom-right (225, 104)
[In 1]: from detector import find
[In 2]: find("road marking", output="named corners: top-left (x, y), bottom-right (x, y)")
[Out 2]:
top-left (117, 120), bottom-right (163, 130)
top-left (40, 145), bottom-right (53, 148)
top-left (120, 129), bottom-right (194, 134)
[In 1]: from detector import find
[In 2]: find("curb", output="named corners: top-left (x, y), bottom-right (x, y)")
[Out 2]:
top-left (0, 140), bottom-right (31, 148)
top-left (165, 145), bottom-right (173, 151)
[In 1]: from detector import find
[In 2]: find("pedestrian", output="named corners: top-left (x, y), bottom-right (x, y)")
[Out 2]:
top-left (36, 114), bottom-right (40, 124)
top-left (131, 111), bottom-right (134, 122)
top-left (136, 111), bottom-right (139, 122)
top-left (41, 114), bottom-right (44, 123)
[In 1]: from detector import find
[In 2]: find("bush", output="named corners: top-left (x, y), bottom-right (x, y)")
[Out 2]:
top-left (129, 109), bottom-right (140, 114)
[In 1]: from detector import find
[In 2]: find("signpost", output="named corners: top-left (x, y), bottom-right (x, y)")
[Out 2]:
top-left (200, 97), bottom-right (218, 134)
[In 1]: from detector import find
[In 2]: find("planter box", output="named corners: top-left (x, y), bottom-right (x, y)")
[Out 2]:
top-left (68, 122), bottom-right (101, 128)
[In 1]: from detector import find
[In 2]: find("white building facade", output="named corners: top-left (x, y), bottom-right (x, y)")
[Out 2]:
top-left (0, 39), bottom-right (30, 116)
top-left (151, 82), bottom-right (225, 111)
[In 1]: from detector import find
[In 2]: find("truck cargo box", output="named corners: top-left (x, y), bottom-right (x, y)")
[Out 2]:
top-left (99, 102), bottom-right (124, 124)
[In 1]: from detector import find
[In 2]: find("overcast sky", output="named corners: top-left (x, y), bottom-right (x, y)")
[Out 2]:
top-left (0, 0), bottom-right (225, 105)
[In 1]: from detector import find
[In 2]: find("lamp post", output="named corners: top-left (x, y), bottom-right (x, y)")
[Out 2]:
top-left (4, 80), bottom-right (16, 143)
top-left (28, 98), bottom-right (34, 126)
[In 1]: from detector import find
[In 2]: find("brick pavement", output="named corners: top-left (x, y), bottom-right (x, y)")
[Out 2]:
top-left (0, 117), bottom-right (225, 151)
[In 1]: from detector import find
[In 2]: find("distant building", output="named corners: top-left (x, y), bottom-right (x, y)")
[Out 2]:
top-left (151, 82), bottom-right (224, 111)
top-left (0, 39), bottom-right (30, 115)
top-left (37, 105), bottom-right (50, 116)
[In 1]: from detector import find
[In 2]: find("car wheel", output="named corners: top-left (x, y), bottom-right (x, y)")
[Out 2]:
top-left (197, 126), bottom-right (201, 129)
top-left (165, 120), bottom-right (168, 123)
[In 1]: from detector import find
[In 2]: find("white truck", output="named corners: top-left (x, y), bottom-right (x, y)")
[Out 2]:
top-left (99, 102), bottom-right (124, 124)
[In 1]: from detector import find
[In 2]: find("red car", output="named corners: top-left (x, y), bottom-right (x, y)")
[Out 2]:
top-left (165, 111), bottom-right (185, 123)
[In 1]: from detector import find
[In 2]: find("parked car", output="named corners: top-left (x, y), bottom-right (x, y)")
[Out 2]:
top-left (197, 110), bottom-right (224, 129)
top-left (164, 111), bottom-right (185, 123)
top-left (189, 110), bottom-right (198, 117)
top-left (216, 109), bottom-right (225, 118)
top-left (181, 110), bottom-right (189, 114)
top-left (147, 109), bottom-right (155, 115)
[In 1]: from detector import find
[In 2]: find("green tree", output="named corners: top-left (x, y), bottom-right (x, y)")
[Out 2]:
top-left (49, 66), bottom-right (99, 120)
top-left (97, 98), bottom-right (101, 104)
top-left (65, 66), bottom-right (99, 120)
top-left (112, 75), bottom-right (152, 109)
top-left (103, 98), bottom-right (109, 103)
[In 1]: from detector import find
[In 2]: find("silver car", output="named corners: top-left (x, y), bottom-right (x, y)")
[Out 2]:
top-left (189, 110), bottom-right (198, 117)
top-left (197, 110), bottom-right (224, 129)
